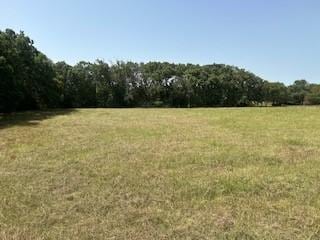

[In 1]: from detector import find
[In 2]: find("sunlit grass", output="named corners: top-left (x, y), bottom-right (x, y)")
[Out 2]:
top-left (1, 107), bottom-right (320, 239)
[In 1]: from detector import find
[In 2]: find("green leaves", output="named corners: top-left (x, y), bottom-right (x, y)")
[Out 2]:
top-left (1, 28), bottom-right (319, 112)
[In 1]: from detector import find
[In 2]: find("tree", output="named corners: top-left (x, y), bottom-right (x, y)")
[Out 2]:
top-left (305, 84), bottom-right (320, 105)
top-left (288, 79), bottom-right (310, 105)
top-left (68, 62), bottom-right (96, 107)
top-left (0, 29), bottom-right (58, 111)
top-left (3, 28), bottom-right (319, 112)
top-left (170, 75), bottom-right (194, 107)
top-left (54, 61), bottom-right (72, 106)
top-left (92, 60), bottom-right (112, 107)
top-left (263, 82), bottom-right (289, 106)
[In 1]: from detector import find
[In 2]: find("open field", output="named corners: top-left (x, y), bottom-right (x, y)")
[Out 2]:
top-left (1, 107), bottom-right (320, 239)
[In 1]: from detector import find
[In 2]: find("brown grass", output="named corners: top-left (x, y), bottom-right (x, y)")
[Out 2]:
top-left (1, 107), bottom-right (320, 239)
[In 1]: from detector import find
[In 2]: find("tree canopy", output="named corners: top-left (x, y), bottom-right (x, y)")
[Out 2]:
top-left (1, 29), bottom-right (319, 112)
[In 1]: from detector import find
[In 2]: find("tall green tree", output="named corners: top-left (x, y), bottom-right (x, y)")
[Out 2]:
top-left (2, 28), bottom-right (320, 112)
top-left (0, 29), bottom-right (58, 111)
top-left (288, 79), bottom-right (310, 105)
top-left (263, 82), bottom-right (289, 106)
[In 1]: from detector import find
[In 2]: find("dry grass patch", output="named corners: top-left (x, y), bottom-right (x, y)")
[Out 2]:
top-left (1, 107), bottom-right (320, 239)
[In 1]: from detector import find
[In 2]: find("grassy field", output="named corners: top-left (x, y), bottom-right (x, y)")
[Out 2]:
top-left (1, 107), bottom-right (320, 239)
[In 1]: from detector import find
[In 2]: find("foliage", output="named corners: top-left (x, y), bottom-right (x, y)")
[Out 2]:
top-left (0, 29), bottom-right (58, 112)
top-left (1, 28), bottom-right (319, 112)
top-left (305, 84), bottom-right (320, 105)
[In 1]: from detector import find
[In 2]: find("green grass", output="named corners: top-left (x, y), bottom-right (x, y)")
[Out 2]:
top-left (1, 107), bottom-right (320, 239)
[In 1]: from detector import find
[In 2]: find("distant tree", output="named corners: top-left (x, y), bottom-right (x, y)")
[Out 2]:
top-left (170, 75), bottom-right (194, 107)
top-left (70, 62), bottom-right (96, 107)
top-left (263, 82), bottom-right (289, 106)
top-left (109, 61), bottom-right (130, 107)
top-left (288, 79), bottom-right (310, 105)
top-left (92, 60), bottom-right (112, 107)
top-left (54, 61), bottom-right (72, 106)
top-left (3, 28), bottom-right (318, 111)
top-left (305, 84), bottom-right (320, 105)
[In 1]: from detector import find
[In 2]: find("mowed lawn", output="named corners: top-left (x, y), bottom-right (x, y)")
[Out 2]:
top-left (1, 107), bottom-right (320, 239)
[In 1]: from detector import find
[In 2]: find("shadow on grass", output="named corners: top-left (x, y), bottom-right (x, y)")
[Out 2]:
top-left (0, 109), bottom-right (77, 130)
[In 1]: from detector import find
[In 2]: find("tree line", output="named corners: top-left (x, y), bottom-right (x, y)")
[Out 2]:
top-left (1, 29), bottom-right (320, 112)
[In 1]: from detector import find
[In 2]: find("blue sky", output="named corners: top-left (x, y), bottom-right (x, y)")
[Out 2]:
top-left (1, 0), bottom-right (319, 84)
